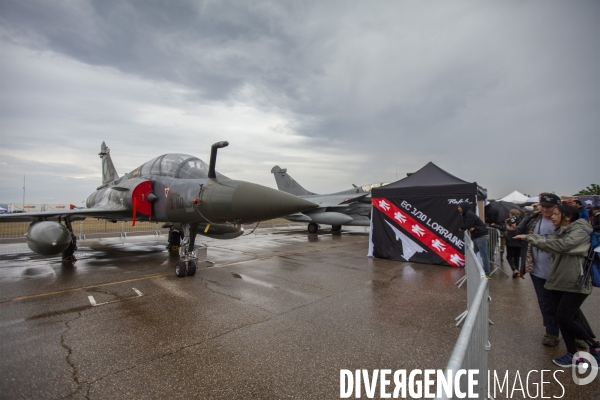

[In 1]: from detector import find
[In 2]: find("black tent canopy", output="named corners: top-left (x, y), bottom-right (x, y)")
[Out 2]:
top-left (369, 162), bottom-right (482, 266)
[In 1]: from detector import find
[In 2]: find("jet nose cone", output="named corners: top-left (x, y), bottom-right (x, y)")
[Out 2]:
top-left (232, 182), bottom-right (317, 223)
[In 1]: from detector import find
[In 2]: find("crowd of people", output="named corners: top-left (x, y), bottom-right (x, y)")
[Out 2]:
top-left (459, 193), bottom-right (600, 369)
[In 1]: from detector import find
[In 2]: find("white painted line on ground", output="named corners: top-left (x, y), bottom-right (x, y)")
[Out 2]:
top-left (89, 288), bottom-right (143, 307)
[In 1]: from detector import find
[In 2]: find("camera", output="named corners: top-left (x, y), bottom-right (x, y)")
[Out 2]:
top-left (508, 215), bottom-right (519, 225)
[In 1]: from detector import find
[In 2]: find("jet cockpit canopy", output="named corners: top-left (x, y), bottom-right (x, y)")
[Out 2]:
top-left (129, 154), bottom-right (221, 179)
top-left (360, 182), bottom-right (390, 193)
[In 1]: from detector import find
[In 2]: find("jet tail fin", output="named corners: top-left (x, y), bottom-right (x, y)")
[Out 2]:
top-left (270, 166), bottom-right (316, 196)
top-left (99, 142), bottom-right (119, 185)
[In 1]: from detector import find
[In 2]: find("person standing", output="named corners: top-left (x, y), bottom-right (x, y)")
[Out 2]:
top-left (515, 205), bottom-right (599, 367)
top-left (491, 208), bottom-right (524, 278)
top-left (574, 200), bottom-right (589, 222)
top-left (505, 209), bottom-right (523, 278)
top-left (458, 202), bottom-right (490, 278)
top-left (506, 193), bottom-right (561, 346)
top-left (591, 205), bottom-right (600, 232)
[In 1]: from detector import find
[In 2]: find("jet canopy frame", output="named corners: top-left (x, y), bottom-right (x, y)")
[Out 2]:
top-left (128, 154), bottom-right (217, 179)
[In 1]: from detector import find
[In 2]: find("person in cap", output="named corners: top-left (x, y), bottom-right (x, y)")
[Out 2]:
top-left (457, 202), bottom-right (491, 277)
top-left (505, 209), bottom-right (524, 278)
top-left (506, 193), bottom-right (562, 346)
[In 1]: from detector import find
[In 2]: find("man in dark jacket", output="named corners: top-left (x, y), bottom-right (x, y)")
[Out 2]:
top-left (458, 202), bottom-right (490, 277)
top-left (591, 206), bottom-right (600, 232)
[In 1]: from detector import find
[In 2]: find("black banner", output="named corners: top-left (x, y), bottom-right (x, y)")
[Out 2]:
top-left (371, 195), bottom-right (476, 266)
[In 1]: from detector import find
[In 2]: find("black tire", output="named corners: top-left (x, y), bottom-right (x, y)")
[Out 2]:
top-left (62, 235), bottom-right (77, 260)
top-left (331, 225), bottom-right (342, 232)
top-left (186, 260), bottom-right (197, 276)
top-left (307, 223), bottom-right (319, 234)
top-left (175, 261), bottom-right (187, 277)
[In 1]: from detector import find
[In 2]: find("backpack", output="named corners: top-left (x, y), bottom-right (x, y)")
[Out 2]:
top-left (579, 231), bottom-right (600, 288)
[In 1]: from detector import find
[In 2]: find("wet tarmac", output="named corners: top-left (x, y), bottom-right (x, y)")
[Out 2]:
top-left (0, 226), bottom-right (598, 399)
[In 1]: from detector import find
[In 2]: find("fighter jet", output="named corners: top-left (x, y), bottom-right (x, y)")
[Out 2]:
top-left (0, 142), bottom-right (317, 276)
top-left (271, 166), bottom-right (387, 233)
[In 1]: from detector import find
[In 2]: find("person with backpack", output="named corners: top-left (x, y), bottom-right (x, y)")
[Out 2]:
top-left (515, 204), bottom-right (600, 367)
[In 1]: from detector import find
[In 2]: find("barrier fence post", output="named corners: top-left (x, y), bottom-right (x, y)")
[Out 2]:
top-left (438, 233), bottom-right (491, 399)
top-left (487, 227), bottom-right (508, 277)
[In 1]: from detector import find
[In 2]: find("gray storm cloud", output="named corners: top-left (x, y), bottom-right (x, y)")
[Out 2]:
top-left (0, 0), bottom-right (598, 203)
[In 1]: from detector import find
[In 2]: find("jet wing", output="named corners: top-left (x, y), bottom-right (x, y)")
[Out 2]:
top-left (0, 208), bottom-right (131, 223)
top-left (339, 193), bottom-right (369, 204)
top-left (308, 192), bottom-right (369, 207)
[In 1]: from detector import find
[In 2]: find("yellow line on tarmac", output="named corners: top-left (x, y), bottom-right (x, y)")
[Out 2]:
top-left (1, 239), bottom-right (368, 304)
top-left (0, 273), bottom-right (171, 304)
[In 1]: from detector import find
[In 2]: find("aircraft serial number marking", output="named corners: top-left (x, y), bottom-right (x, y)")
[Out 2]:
top-left (169, 197), bottom-right (185, 210)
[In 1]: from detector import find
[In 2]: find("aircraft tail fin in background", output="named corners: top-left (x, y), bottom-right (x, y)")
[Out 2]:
top-left (271, 166), bottom-right (316, 196)
top-left (99, 142), bottom-right (119, 185)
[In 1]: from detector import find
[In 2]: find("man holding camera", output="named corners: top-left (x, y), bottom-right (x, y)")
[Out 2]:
top-left (506, 193), bottom-right (561, 346)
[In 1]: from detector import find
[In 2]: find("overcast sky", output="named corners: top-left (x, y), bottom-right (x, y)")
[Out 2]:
top-left (0, 0), bottom-right (598, 205)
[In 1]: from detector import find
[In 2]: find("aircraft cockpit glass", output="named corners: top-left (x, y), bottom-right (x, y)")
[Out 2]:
top-left (159, 154), bottom-right (191, 177)
top-left (360, 182), bottom-right (390, 192)
top-left (131, 154), bottom-right (210, 179)
top-left (139, 156), bottom-right (160, 176)
top-left (176, 158), bottom-right (210, 179)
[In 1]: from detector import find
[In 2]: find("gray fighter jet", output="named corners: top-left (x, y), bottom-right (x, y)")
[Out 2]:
top-left (271, 166), bottom-right (387, 233)
top-left (0, 142), bottom-right (317, 276)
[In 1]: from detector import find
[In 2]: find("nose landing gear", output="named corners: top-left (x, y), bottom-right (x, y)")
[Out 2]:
top-left (176, 239), bottom-right (198, 277)
top-left (175, 223), bottom-right (200, 277)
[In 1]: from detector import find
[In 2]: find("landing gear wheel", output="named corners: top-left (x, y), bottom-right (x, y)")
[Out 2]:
top-left (331, 225), bottom-right (342, 232)
top-left (308, 223), bottom-right (319, 234)
top-left (175, 261), bottom-right (187, 278)
top-left (186, 261), bottom-right (197, 276)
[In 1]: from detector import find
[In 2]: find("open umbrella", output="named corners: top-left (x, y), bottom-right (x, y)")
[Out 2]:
top-left (485, 201), bottom-right (522, 224)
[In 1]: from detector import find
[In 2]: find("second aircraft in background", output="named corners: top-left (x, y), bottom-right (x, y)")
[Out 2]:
top-left (271, 166), bottom-right (388, 233)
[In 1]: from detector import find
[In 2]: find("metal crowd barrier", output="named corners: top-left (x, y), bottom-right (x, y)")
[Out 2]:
top-left (0, 222), bottom-right (29, 239)
top-left (487, 227), bottom-right (507, 277)
top-left (438, 233), bottom-right (491, 400)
